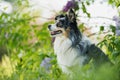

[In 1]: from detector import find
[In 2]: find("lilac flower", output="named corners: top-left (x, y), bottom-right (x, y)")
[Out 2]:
top-left (113, 16), bottom-right (120, 36)
top-left (116, 30), bottom-right (120, 36)
top-left (40, 57), bottom-right (52, 71)
top-left (113, 16), bottom-right (120, 29)
top-left (63, 0), bottom-right (79, 12)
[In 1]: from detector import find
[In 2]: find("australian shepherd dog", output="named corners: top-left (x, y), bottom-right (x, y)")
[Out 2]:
top-left (48, 9), bottom-right (111, 74)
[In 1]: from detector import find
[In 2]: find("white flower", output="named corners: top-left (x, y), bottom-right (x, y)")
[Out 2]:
top-left (18, 53), bottom-right (23, 58)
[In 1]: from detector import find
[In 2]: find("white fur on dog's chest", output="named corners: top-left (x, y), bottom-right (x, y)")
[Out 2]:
top-left (54, 37), bottom-right (87, 72)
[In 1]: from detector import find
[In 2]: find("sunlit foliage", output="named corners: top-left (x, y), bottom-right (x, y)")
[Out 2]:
top-left (0, 0), bottom-right (120, 80)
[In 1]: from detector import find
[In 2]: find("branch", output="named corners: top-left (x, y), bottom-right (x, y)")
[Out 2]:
top-left (78, 15), bottom-right (113, 21)
top-left (87, 31), bottom-right (111, 37)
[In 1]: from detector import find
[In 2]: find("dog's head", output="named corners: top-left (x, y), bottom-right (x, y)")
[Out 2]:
top-left (48, 9), bottom-right (82, 45)
top-left (48, 9), bottom-right (77, 37)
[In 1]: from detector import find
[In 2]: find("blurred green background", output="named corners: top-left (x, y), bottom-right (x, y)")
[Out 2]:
top-left (0, 0), bottom-right (120, 80)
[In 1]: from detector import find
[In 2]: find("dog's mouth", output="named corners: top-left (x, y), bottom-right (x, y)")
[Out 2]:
top-left (50, 30), bottom-right (62, 35)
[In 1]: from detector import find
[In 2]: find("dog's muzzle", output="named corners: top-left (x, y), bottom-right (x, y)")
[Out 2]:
top-left (48, 25), bottom-right (62, 36)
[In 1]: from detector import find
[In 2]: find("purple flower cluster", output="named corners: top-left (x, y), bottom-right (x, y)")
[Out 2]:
top-left (115, 30), bottom-right (120, 36)
top-left (63, 0), bottom-right (80, 12)
top-left (40, 57), bottom-right (52, 71)
top-left (113, 16), bottom-right (120, 36)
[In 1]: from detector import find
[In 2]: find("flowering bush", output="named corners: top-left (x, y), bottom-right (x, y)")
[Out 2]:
top-left (0, 0), bottom-right (120, 80)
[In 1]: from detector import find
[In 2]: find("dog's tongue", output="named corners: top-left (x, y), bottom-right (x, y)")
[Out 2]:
top-left (52, 37), bottom-right (55, 43)
top-left (51, 31), bottom-right (55, 35)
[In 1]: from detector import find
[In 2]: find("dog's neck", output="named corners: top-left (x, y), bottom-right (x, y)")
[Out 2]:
top-left (54, 36), bottom-right (72, 54)
top-left (53, 36), bottom-right (88, 73)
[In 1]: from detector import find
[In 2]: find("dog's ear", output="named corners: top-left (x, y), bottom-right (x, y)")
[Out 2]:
top-left (68, 9), bottom-right (76, 22)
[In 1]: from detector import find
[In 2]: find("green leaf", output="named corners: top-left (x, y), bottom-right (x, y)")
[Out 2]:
top-left (81, 2), bottom-right (91, 17)
top-left (100, 26), bottom-right (104, 31)
top-left (110, 25), bottom-right (116, 33)
top-left (78, 23), bottom-right (84, 32)
top-left (108, 0), bottom-right (114, 4)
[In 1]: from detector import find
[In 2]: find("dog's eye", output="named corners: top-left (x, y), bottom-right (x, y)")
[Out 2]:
top-left (56, 21), bottom-right (63, 27)
top-left (55, 16), bottom-right (58, 20)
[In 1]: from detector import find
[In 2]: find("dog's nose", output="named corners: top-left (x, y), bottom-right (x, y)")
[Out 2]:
top-left (48, 25), bottom-right (51, 30)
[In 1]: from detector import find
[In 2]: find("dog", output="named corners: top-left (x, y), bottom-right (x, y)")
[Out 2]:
top-left (48, 9), bottom-right (111, 74)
